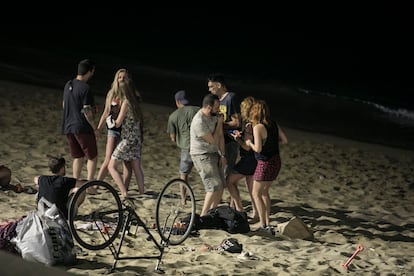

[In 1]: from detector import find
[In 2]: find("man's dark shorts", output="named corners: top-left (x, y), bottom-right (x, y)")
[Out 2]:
top-left (66, 133), bottom-right (97, 159)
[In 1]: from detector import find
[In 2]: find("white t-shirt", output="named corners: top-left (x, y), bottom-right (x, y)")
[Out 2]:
top-left (190, 110), bottom-right (219, 155)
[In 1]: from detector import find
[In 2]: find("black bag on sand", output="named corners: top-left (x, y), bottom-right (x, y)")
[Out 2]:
top-left (182, 213), bottom-right (222, 231)
top-left (207, 205), bottom-right (250, 234)
top-left (182, 206), bottom-right (250, 234)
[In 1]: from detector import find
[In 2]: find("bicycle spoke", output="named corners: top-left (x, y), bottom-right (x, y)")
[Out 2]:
top-left (68, 181), bottom-right (123, 250)
top-left (156, 179), bottom-right (196, 245)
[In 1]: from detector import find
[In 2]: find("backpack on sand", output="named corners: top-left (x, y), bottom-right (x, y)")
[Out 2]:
top-left (207, 205), bottom-right (250, 234)
top-left (183, 205), bottom-right (250, 234)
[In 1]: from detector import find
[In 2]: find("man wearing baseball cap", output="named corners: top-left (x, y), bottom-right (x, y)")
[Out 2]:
top-left (167, 90), bottom-right (199, 204)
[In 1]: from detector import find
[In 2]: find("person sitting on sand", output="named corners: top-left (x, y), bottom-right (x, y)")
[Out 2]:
top-left (0, 165), bottom-right (12, 189)
top-left (34, 155), bottom-right (87, 219)
top-left (0, 165), bottom-right (36, 194)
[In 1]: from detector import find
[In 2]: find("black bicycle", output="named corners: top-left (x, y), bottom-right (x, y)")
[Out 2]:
top-left (67, 179), bottom-right (196, 273)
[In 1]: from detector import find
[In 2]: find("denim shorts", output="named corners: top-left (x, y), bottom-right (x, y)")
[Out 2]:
top-left (107, 129), bottom-right (121, 138)
top-left (179, 149), bottom-right (194, 175)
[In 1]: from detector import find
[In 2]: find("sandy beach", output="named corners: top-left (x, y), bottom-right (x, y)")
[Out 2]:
top-left (1, 79), bottom-right (413, 275)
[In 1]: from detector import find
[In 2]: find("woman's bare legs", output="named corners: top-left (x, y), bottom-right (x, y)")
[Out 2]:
top-left (108, 159), bottom-right (128, 197)
top-left (262, 182), bottom-right (272, 226)
top-left (226, 173), bottom-right (245, 212)
top-left (97, 136), bottom-right (119, 180)
top-left (252, 180), bottom-right (266, 228)
top-left (131, 159), bottom-right (144, 194)
top-left (245, 175), bottom-right (258, 219)
top-left (252, 180), bottom-right (272, 228)
top-left (123, 161), bottom-right (132, 191)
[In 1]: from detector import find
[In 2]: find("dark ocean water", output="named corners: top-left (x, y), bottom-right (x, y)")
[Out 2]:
top-left (1, 31), bottom-right (413, 151)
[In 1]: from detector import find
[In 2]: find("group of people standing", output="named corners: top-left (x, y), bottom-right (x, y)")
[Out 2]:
top-left (2, 59), bottom-right (146, 227)
top-left (168, 74), bottom-right (288, 234)
top-left (42, 58), bottom-right (288, 234)
top-left (61, 59), bottom-right (144, 204)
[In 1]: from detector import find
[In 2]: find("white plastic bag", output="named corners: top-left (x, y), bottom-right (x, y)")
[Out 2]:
top-left (12, 209), bottom-right (53, 265)
top-left (12, 197), bottom-right (76, 266)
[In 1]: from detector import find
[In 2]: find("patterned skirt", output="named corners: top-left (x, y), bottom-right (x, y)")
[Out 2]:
top-left (253, 155), bottom-right (281, 181)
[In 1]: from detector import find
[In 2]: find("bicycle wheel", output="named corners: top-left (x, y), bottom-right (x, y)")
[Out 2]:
top-left (155, 178), bottom-right (196, 245)
top-left (68, 180), bottom-right (123, 250)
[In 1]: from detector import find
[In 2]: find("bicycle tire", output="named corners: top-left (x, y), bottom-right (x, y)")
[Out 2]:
top-left (155, 178), bottom-right (196, 245)
top-left (68, 180), bottom-right (123, 250)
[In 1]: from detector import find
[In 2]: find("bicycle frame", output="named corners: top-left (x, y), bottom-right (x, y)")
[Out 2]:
top-left (104, 204), bottom-right (166, 273)
top-left (68, 179), bottom-right (196, 274)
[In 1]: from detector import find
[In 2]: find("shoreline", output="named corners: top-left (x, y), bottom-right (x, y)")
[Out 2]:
top-left (1, 51), bottom-right (414, 152)
top-left (1, 41), bottom-right (414, 152)
top-left (2, 78), bottom-right (413, 160)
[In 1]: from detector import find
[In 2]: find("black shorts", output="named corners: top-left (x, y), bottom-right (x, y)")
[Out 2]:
top-left (233, 155), bottom-right (257, 176)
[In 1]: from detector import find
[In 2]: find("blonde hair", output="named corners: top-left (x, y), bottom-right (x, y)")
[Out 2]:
top-left (118, 81), bottom-right (143, 125)
top-left (106, 68), bottom-right (129, 102)
top-left (248, 99), bottom-right (270, 126)
top-left (240, 96), bottom-right (256, 122)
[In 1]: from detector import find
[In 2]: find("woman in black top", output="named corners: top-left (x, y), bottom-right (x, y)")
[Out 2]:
top-left (245, 100), bottom-right (288, 233)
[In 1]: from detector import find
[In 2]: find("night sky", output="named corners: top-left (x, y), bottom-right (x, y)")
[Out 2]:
top-left (1, 6), bottom-right (413, 150)
top-left (3, 7), bottom-right (412, 103)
